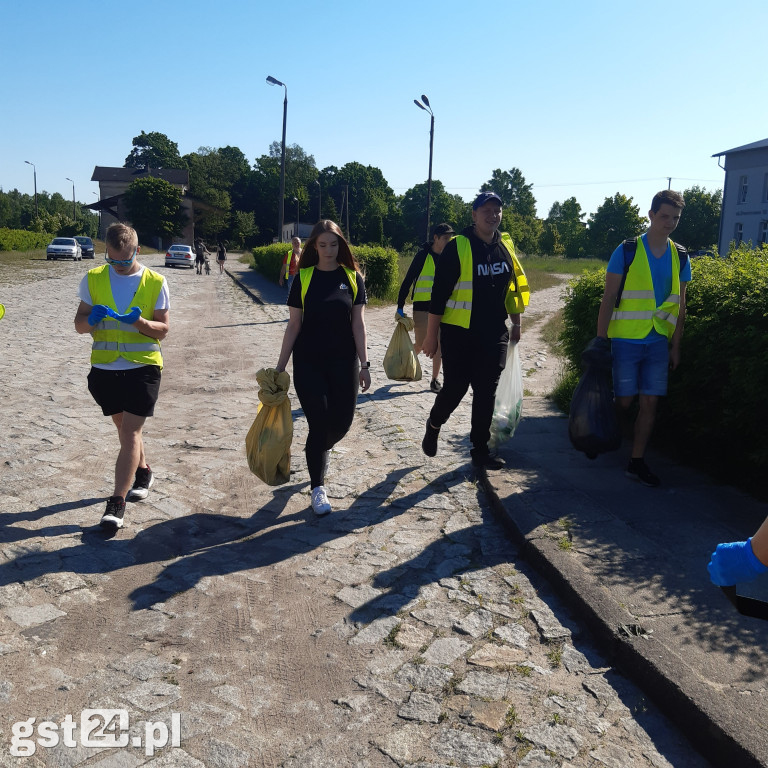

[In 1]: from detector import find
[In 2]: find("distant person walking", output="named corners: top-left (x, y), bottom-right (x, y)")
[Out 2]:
top-left (194, 238), bottom-right (210, 275)
top-left (216, 240), bottom-right (227, 274)
top-left (595, 189), bottom-right (692, 487)
top-left (279, 236), bottom-right (301, 293)
top-left (74, 223), bottom-right (170, 530)
top-left (396, 223), bottom-right (455, 393)
top-left (421, 192), bottom-right (529, 469)
top-left (274, 221), bottom-right (370, 516)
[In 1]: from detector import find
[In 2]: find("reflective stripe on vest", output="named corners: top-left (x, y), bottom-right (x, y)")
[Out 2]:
top-left (608, 239), bottom-right (680, 340)
top-left (442, 233), bottom-right (529, 328)
top-left (413, 253), bottom-right (436, 303)
top-left (87, 264), bottom-right (164, 368)
top-left (299, 265), bottom-right (359, 308)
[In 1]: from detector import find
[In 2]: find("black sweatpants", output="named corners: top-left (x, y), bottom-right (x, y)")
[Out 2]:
top-left (428, 323), bottom-right (508, 457)
top-left (293, 354), bottom-right (359, 488)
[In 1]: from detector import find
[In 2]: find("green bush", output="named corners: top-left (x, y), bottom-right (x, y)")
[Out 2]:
top-left (251, 243), bottom-right (291, 283)
top-left (0, 228), bottom-right (53, 251)
top-left (251, 242), bottom-right (400, 301)
top-left (558, 245), bottom-right (768, 481)
top-left (355, 245), bottom-right (399, 300)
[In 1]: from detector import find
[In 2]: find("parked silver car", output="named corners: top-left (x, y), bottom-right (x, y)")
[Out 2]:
top-left (165, 244), bottom-right (195, 269)
top-left (47, 237), bottom-right (82, 261)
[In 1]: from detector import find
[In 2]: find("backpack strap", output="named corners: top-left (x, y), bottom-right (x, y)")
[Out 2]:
top-left (615, 237), bottom-right (637, 309)
top-left (673, 241), bottom-right (689, 277)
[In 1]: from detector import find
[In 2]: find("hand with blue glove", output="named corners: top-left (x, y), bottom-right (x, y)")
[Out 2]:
top-left (87, 304), bottom-right (110, 326)
top-left (708, 538), bottom-right (768, 586)
top-left (396, 307), bottom-right (406, 318)
top-left (114, 306), bottom-right (141, 325)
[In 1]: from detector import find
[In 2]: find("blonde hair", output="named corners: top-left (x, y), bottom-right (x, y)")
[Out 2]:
top-left (106, 223), bottom-right (138, 253)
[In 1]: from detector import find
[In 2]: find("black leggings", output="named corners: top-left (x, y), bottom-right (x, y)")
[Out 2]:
top-left (429, 324), bottom-right (507, 457)
top-left (293, 354), bottom-right (359, 488)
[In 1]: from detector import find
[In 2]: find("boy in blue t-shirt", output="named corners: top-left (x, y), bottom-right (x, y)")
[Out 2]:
top-left (595, 189), bottom-right (691, 487)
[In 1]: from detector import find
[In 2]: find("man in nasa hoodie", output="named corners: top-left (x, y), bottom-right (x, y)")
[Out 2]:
top-left (421, 191), bottom-right (529, 469)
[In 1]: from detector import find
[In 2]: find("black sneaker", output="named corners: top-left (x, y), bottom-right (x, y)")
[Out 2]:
top-left (625, 459), bottom-right (660, 487)
top-left (430, 379), bottom-right (442, 393)
top-left (100, 496), bottom-right (125, 529)
top-left (126, 465), bottom-right (154, 501)
top-left (471, 452), bottom-right (505, 470)
top-left (422, 419), bottom-right (439, 457)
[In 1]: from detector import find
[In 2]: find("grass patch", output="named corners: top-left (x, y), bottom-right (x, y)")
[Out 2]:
top-left (547, 645), bottom-right (563, 668)
top-left (557, 535), bottom-right (572, 551)
top-left (383, 623), bottom-right (404, 650)
top-left (518, 255), bottom-right (607, 274)
top-left (540, 309), bottom-right (564, 356)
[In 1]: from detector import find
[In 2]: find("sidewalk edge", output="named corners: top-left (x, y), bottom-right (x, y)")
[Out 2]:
top-left (479, 471), bottom-right (765, 768)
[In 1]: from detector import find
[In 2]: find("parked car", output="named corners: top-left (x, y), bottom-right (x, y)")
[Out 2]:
top-left (165, 244), bottom-right (195, 269)
top-left (74, 236), bottom-right (95, 259)
top-left (46, 237), bottom-right (82, 261)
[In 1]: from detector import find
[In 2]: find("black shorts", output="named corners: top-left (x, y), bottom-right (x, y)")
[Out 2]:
top-left (87, 365), bottom-right (162, 417)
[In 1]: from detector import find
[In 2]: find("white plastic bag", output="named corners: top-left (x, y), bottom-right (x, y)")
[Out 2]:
top-left (490, 343), bottom-right (523, 448)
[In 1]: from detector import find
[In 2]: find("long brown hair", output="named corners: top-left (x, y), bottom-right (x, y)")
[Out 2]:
top-left (298, 220), bottom-right (360, 272)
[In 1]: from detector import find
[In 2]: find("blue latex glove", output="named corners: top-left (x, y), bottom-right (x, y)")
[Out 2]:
top-left (708, 538), bottom-right (768, 586)
top-left (114, 306), bottom-right (141, 324)
top-left (87, 304), bottom-right (110, 326)
top-left (396, 307), bottom-right (406, 317)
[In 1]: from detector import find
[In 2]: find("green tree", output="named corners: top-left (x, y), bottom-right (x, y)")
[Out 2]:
top-left (124, 177), bottom-right (186, 241)
top-left (674, 186), bottom-right (722, 251)
top-left (481, 168), bottom-right (537, 218)
top-left (502, 211), bottom-right (543, 255)
top-left (397, 180), bottom-right (465, 246)
top-left (545, 197), bottom-right (587, 258)
top-left (125, 131), bottom-right (184, 170)
top-left (586, 193), bottom-right (645, 258)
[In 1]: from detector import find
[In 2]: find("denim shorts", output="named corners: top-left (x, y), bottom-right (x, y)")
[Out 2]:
top-left (611, 339), bottom-right (669, 397)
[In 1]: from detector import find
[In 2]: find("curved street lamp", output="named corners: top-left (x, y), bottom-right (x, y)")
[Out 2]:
top-left (293, 196), bottom-right (300, 237)
top-left (266, 75), bottom-right (288, 242)
top-left (24, 160), bottom-right (38, 219)
top-left (414, 94), bottom-right (434, 242)
top-left (65, 177), bottom-right (76, 221)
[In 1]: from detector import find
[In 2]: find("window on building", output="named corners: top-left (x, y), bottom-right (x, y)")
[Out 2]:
top-left (760, 221), bottom-right (768, 245)
top-left (738, 175), bottom-right (749, 204)
top-left (734, 222), bottom-right (743, 243)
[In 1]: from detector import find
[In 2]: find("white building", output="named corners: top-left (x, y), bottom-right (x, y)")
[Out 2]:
top-left (712, 138), bottom-right (768, 255)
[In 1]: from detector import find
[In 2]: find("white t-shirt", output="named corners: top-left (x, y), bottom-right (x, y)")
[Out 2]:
top-left (78, 264), bottom-right (170, 371)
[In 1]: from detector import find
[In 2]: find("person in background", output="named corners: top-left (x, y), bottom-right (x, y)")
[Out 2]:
top-left (396, 223), bottom-right (455, 393)
top-left (74, 223), bottom-right (170, 530)
top-left (216, 239), bottom-right (227, 274)
top-left (595, 189), bottom-right (692, 487)
top-left (194, 238), bottom-right (210, 275)
top-left (279, 236), bottom-right (301, 293)
top-left (422, 192), bottom-right (529, 469)
top-left (274, 221), bottom-right (370, 516)
top-left (709, 518), bottom-right (768, 586)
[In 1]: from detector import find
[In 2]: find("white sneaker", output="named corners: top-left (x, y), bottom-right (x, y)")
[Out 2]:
top-left (311, 486), bottom-right (331, 516)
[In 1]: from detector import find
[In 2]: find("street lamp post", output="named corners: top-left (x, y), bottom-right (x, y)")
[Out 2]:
top-left (315, 179), bottom-right (321, 221)
top-left (24, 160), bottom-right (38, 219)
top-left (266, 75), bottom-right (288, 243)
top-left (293, 197), bottom-right (299, 237)
top-left (414, 95), bottom-right (434, 242)
top-left (65, 178), bottom-right (76, 221)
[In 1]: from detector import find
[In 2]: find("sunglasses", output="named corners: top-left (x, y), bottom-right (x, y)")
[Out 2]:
top-left (105, 248), bottom-right (137, 267)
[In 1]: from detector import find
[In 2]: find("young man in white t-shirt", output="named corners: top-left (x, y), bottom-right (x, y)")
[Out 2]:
top-left (74, 224), bottom-right (170, 530)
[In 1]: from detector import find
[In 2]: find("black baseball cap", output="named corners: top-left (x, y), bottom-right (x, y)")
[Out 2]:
top-left (472, 191), bottom-right (503, 209)
top-left (432, 223), bottom-right (456, 238)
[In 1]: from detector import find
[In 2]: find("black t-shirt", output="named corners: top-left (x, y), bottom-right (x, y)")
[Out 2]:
top-left (287, 266), bottom-right (367, 360)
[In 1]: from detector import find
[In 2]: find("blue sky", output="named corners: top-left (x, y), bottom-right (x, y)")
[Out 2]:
top-left (2, 0), bottom-right (766, 222)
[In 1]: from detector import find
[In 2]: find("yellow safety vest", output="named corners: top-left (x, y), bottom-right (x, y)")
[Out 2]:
top-left (299, 265), bottom-right (359, 309)
top-left (412, 252), bottom-right (436, 303)
top-left (608, 238), bottom-right (680, 341)
top-left (284, 250), bottom-right (298, 279)
top-left (442, 232), bottom-right (529, 329)
top-left (87, 264), bottom-right (164, 368)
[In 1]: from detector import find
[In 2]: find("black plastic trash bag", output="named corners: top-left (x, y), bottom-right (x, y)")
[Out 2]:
top-left (568, 338), bottom-right (621, 460)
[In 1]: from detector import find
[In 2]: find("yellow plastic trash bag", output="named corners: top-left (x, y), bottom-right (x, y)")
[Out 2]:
top-left (245, 368), bottom-right (293, 485)
top-left (383, 313), bottom-right (422, 382)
